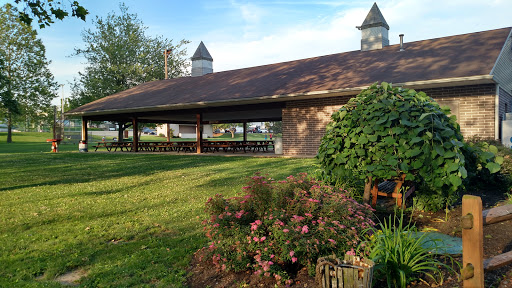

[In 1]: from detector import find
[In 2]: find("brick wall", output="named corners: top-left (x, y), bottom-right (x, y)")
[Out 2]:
top-left (282, 84), bottom-right (497, 156)
top-left (423, 84), bottom-right (497, 140)
top-left (282, 96), bottom-right (352, 155)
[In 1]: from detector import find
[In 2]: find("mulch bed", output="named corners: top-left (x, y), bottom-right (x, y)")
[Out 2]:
top-left (187, 188), bottom-right (512, 287)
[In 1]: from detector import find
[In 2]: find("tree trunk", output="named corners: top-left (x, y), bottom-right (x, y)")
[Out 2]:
top-left (230, 130), bottom-right (235, 138)
top-left (118, 123), bottom-right (124, 142)
top-left (363, 176), bottom-right (373, 204)
top-left (6, 113), bottom-right (12, 143)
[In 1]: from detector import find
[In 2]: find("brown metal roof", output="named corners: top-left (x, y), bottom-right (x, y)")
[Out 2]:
top-left (67, 27), bottom-right (511, 117)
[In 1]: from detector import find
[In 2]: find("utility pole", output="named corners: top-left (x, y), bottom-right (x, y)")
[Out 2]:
top-left (164, 48), bottom-right (172, 79)
top-left (60, 84), bottom-right (65, 138)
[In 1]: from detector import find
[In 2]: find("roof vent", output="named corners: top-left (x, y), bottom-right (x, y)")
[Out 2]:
top-left (399, 34), bottom-right (404, 51)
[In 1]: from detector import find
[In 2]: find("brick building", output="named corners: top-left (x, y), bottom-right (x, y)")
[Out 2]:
top-left (67, 4), bottom-right (512, 156)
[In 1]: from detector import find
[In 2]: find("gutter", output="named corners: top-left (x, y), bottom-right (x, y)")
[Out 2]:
top-left (65, 75), bottom-right (496, 117)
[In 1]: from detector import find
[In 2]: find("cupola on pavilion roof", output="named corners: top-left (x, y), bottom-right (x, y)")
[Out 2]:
top-left (358, 2), bottom-right (389, 30)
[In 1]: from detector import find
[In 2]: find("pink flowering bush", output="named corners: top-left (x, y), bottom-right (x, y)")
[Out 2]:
top-left (199, 173), bottom-right (375, 283)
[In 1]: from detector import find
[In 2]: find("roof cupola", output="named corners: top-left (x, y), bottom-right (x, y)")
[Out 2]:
top-left (356, 3), bottom-right (389, 51)
top-left (191, 41), bottom-right (213, 77)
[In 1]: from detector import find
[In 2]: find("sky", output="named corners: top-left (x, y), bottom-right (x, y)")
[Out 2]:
top-left (4, 0), bottom-right (512, 106)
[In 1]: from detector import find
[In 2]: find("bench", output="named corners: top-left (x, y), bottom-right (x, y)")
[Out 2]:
top-left (370, 174), bottom-right (415, 208)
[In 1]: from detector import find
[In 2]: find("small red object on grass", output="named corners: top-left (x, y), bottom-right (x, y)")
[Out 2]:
top-left (46, 139), bottom-right (62, 153)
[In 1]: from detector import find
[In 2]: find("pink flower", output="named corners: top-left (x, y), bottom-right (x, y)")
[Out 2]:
top-left (292, 257), bottom-right (297, 263)
top-left (260, 236), bottom-right (266, 241)
top-left (289, 251), bottom-right (295, 257)
top-left (328, 239), bottom-right (336, 244)
top-left (301, 225), bottom-right (309, 234)
top-left (283, 229), bottom-right (289, 233)
top-left (253, 236), bottom-right (259, 242)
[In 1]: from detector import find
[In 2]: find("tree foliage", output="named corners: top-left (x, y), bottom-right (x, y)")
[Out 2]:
top-left (0, 4), bottom-right (57, 142)
top-left (13, 0), bottom-right (88, 28)
top-left (317, 82), bottom-right (501, 208)
top-left (69, 3), bottom-right (190, 110)
top-left (265, 121), bottom-right (282, 134)
top-left (213, 123), bottom-right (241, 138)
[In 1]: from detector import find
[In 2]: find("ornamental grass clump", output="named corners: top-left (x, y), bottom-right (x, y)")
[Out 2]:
top-left (200, 173), bottom-right (375, 283)
top-left (359, 210), bottom-right (457, 288)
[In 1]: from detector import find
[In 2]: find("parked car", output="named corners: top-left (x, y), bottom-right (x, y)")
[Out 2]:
top-left (142, 127), bottom-right (156, 134)
top-left (260, 129), bottom-right (268, 133)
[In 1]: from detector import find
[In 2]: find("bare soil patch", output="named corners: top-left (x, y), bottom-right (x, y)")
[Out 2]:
top-left (54, 269), bottom-right (89, 286)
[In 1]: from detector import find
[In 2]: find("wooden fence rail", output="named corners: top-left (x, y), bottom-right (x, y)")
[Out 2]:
top-left (461, 195), bottom-right (512, 287)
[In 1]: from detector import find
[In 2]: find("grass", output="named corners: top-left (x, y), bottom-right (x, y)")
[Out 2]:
top-left (0, 132), bottom-right (315, 287)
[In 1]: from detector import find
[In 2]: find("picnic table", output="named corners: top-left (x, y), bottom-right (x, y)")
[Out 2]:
top-left (91, 140), bottom-right (274, 153)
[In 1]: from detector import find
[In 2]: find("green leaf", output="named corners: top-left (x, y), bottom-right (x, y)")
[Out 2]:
top-left (338, 110), bottom-right (347, 120)
top-left (444, 151), bottom-right (456, 158)
top-left (400, 162), bottom-right (409, 171)
top-left (440, 129), bottom-right (454, 137)
top-left (485, 162), bottom-right (501, 174)
top-left (481, 152), bottom-right (495, 160)
top-left (358, 135), bottom-right (368, 145)
top-left (405, 148), bottom-right (421, 158)
top-left (384, 137), bottom-right (396, 145)
top-left (425, 131), bottom-right (433, 139)
top-left (459, 166), bottom-right (467, 178)
top-left (446, 162), bottom-right (459, 172)
top-left (419, 112), bottom-right (433, 121)
top-left (434, 145), bottom-right (445, 156)
top-left (387, 157), bottom-right (398, 166)
top-left (381, 82), bottom-right (389, 90)
top-left (449, 175), bottom-right (462, 187)
top-left (412, 160), bottom-right (423, 169)
top-left (489, 145), bottom-right (498, 155)
top-left (495, 156), bottom-right (504, 165)
top-left (410, 137), bottom-right (423, 145)
top-left (368, 135), bottom-right (378, 142)
top-left (375, 115), bottom-right (388, 125)
top-left (363, 126), bottom-right (373, 134)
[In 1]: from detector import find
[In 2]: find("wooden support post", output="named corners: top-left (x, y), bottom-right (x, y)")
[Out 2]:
top-left (81, 117), bottom-right (88, 142)
top-left (462, 195), bottom-right (484, 288)
top-left (243, 121), bottom-right (247, 142)
top-left (166, 124), bottom-right (171, 142)
top-left (132, 118), bottom-right (138, 152)
top-left (196, 113), bottom-right (202, 154)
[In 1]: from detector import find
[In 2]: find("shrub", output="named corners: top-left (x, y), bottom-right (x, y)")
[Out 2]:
top-left (317, 82), bottom-right (501, 210)
top-left (359, 210), bottom-right (456, 287)
top-left (199, 173), bottom-right (375, 283)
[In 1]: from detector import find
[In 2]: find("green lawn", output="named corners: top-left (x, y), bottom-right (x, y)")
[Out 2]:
top-left (0, 132), bottom-right (314, 287)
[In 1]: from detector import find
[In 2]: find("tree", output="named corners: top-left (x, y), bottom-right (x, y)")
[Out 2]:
top-left (0, 4), bottom-right (57, 143)
top-left (13, 0), bottom-right (88, 28)
top-left (213, 123), bottom-right (242, 138)
top-left (265, 121), bottom-right (282, 134)
top-left (69, 3), bottom-right (190, 141)
top-left (317, 82), bottom-right (501, 209)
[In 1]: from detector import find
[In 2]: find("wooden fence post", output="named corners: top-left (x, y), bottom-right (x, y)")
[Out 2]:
top-left (462, 195), bottom-right (484, 288)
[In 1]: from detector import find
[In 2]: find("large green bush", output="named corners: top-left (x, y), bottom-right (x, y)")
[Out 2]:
top-left (199, 173), bottom-right (375, 284)
top-left (317, 82), bottom-right (501, 209)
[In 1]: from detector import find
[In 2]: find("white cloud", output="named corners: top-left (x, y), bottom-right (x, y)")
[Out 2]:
top-left (194, 1), bottom-right (512, 73)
